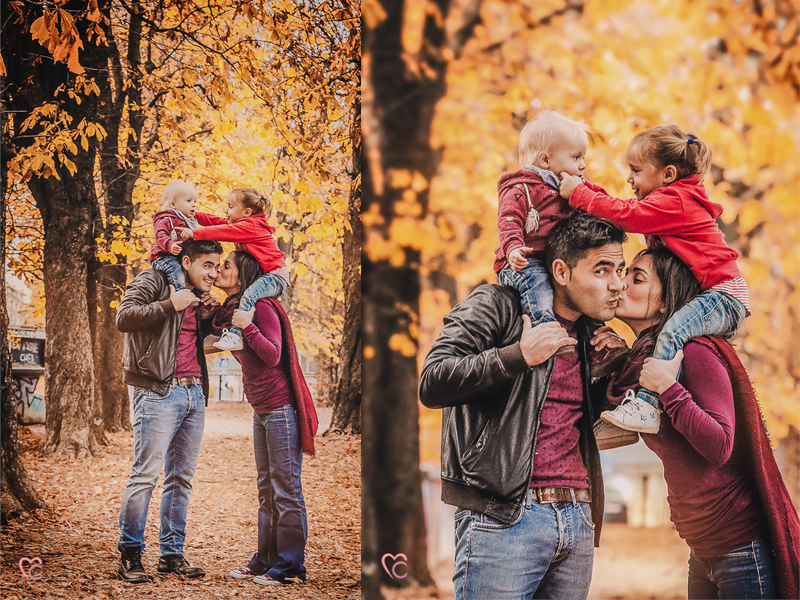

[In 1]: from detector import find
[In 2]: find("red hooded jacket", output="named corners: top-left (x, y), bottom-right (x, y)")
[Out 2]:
top-left (569, 175), bottom-right (741, 290)
top-left (193, 212), bottom-right (286, 274)
top-left (493, 170), bottom-right (574, 272)
top-left (149, 210), bottom-right (193, 262)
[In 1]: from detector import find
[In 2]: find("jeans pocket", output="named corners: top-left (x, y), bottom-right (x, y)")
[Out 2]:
top-left (144, 386), bottom-right (171, 402)
top-left (472, 506), bottom-right (524, 531)
top-left (575, 502), bottom-right (595, 531)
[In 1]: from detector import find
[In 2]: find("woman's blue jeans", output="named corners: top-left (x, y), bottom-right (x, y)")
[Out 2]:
top-left (118, 384), bottom-right (206, 557)
top-left (687, 539), bottom-right (778, 599)
top-left (247, 405), bottom-right (308, 582)
top-left (453, 488), bottom-right (595, 600)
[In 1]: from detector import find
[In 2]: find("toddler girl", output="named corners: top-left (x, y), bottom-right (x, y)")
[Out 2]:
top-left (181, 187), bottom-right (289, 352)
top-left (560, 125), bottom-right (751, 434)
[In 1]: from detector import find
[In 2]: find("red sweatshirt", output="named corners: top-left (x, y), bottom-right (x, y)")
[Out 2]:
top-left (569, 175), bottom-right (741, 290)
top-left (149, 210), bottom-right (192, 261)
top-left (193, 212), bottom-right (286, 274)
top-left (493, 170), bottom-right (574, 272)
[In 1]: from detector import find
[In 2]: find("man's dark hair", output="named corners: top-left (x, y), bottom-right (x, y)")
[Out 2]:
top-left (545, 211), bottom-right (626, 272)
top-left (178, 239), bottom-right (223, 264)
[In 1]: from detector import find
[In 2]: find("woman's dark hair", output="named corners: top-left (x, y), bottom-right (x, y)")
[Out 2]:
top-left (229, 250), bottom-right (262, 305)
top-left (637, 247), bottom-right (701, 342)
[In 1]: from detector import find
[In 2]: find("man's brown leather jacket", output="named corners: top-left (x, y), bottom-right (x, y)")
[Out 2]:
top-left (117, 269), bottom-right (210, 400)
top-left (419, 284), bottom-right (606, 546)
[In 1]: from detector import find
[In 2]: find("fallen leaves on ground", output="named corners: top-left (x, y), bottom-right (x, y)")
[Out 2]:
top-left (1, 402), bottom-right (360, 600)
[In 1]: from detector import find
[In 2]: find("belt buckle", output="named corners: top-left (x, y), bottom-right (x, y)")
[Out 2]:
top-left (536, 488), bottom-right (557, 504)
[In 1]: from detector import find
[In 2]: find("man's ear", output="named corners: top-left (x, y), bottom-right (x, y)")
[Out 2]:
top-left (663, 165), bottom-right (678, 184)
top-left (181, 254), bottom-right (191, 271)
top-left (551, 259), bottom-right (570, 287)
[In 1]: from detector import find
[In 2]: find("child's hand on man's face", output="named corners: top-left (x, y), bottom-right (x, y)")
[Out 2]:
top-left (508, 247), bottom-right (532, 271)
top-left (559, 172), bottom-right (583, 199)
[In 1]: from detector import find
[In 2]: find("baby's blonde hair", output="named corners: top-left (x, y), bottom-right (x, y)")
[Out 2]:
top-left (227, 187), bottom-right (271, 216)
top-left (518, 109), bottom-right (590, 169)
top-left (625, 125), bottom-right (712, 181)
top-left (161, 180), bottom-right (197, 210)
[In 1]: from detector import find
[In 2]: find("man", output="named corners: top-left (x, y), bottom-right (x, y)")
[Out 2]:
top-left (419, 212), bottom-right (627, 600)
top-left (116, 239), bottom-right (222, 583)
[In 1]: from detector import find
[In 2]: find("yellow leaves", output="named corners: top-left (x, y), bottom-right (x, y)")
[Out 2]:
top-left (363, 0), bottom-right (388, 29)
top-left (30, 16), bottom-right (50, 45)
top-left (293, 263), bottom-right (309, 277)
top-left (737, 199), bottom-right (768, 233)
top-left (389, 333), bottom-right (417, 357)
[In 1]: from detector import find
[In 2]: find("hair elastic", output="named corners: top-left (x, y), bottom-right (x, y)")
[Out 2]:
top-left (687, 138), bottom-right (695, 144)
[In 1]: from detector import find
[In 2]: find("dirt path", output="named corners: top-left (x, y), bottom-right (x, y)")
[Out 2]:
top-left (1, 402), bottom-right (360, 600)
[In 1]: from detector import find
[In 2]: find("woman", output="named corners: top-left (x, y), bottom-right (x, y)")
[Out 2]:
top-left (608, 247), bottom-right (799, 600)
top-left (213, 250), bottom-right (318, 586)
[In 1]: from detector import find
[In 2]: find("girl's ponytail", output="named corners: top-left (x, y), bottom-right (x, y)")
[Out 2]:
top-left (628, 125), bottom-right (713, 181)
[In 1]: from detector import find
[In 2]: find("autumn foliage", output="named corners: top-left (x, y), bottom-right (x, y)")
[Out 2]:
top-left (361, 0), bottom-right (799, 463)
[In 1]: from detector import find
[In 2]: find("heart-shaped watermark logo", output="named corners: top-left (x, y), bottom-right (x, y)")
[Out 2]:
top-left (381, 553), bottom-right (408, 580)
top-left (19, 557), bottom-right (43, 581)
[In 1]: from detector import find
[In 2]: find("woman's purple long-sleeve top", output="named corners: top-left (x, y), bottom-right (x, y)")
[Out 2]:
top-left (642, 342), bottom-right (765, 557)
top-left (232, 301), bottom-right (293, 413)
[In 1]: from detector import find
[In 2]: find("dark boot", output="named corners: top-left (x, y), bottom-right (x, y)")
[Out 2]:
top-left (157, 555), bottom-right (205, 578)
top-left (118, 549), bottom-right (151, 584)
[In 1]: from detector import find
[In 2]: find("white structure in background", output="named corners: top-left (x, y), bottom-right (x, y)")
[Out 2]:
top-left (206, 352), bottom-right (319, 402)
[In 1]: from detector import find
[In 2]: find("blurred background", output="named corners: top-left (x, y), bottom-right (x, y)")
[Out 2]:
top-left (363, 0), bottom-right (799, 598)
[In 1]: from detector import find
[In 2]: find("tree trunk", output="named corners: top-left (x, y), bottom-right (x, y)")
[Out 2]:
top-left (0, 152), bottom-right (49, 523)
top-left (3, 0), bottom-right (106, 458)
top-left (29, 172), bottom-right (101, 459)
top-left (362, 0), bottom-right (459, 590)
top-left (329, 102), bottom-right (362, 435)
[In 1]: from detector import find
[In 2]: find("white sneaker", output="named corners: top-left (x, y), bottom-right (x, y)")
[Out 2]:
top-left (253, 574), bottom-right (282, 586)
top-left (600, 389), bottom-right (661, 434)
top-left (213, 329), bottom-right (244, 351)
top-left (229, 567), bottom-right (256, 579)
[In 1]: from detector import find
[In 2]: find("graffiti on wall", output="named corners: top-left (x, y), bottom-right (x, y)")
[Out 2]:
top-left (14, 376), bottom-right (45, 424)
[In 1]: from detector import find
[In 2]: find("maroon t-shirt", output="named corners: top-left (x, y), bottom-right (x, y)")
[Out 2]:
top-left (174, 306), bottom-right (201, 378)
top-left (530, 315), bottom-right (589, 489)
top-left (231, 301), bottom-right (293, 414)
top-left (643, 342), bottom-right (765, 557)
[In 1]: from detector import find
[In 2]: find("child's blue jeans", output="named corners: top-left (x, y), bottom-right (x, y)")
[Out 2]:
top-left (638, 290), bottom-right (747, 408)
top-left (497, 258), bottom-right (556, 326)
top-left (229, 272), bottom-right (289, 338)
top-left (151, 255), bottom-right (186, 290)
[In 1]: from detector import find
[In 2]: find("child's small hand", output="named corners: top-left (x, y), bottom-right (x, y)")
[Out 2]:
top-left (177, 227), bottom-right (194, 239)
top-left (508, 247), bottom-right (533, 271)
top-left (639, 350), bottom-right (684, 394)
top-left (559, 172), bottom-right (584, 199)
top-left (170, 242), bottom-right (182, 255)
top-left (231, 308), bottom-right (256, 329)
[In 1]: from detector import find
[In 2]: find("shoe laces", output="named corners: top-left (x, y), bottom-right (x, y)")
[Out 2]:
top-left (617, 389), bottom-right (639, 416)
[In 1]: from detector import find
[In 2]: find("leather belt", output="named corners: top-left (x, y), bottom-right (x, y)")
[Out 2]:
top-left (531, 487), bottom-right (591, 504)
top-left (173, 376), bottom-right (202, 387)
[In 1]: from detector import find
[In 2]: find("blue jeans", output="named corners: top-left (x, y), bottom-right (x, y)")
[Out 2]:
top-left (228, 272), bottom-right (289, 337)
top-left (453, 488), bottom-right (594, 600)
top-left (687, 539), bottom-right (778, 599)
top-left (118, 384), bottom-right (205, 557)
top-left (498, 258), bottom-right (556, 326)
top-left (151, 255), bottom-right (186, 290)
top-left (638, 290), bottom-right (746, 408)
top-left (247, 405), bottom-right (308, 582)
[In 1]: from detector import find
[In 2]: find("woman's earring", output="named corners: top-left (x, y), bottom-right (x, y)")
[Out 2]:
top-left (660, 307), bottom-right (666, 313)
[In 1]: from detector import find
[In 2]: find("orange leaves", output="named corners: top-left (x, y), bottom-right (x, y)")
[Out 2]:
top-left (30, 8), bottom-right (86, 74)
